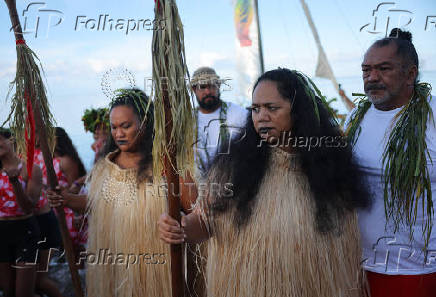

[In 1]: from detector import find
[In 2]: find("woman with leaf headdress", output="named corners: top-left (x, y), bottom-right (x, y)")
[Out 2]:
top-left (48, 89), bottom-right (172, 297)
top-left (345, 28), bottom-right (436, 297)
top-left (81, 108), bottom-right (110, 164)
top-left (159, 68), bottom-right (371, 297)
top-left (58, 108), bottom-right (110, 197)
top-left (86, 88), bottom-right (173, 296)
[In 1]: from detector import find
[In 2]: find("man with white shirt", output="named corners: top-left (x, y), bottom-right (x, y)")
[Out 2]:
top-left (191, 67), bottom-right (248, 177)
top-left (346, 28), bottom-right (436, 297)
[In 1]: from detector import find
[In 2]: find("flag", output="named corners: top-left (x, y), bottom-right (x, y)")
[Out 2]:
top-left (234, 0), bottom-right (263, 101)
top-left (300, 0), bottom-right (340, 91)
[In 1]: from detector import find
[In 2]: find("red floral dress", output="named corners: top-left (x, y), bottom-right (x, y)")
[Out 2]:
top-left (0, 172), bottom-right (26, 217)
top-left (33, 149), bottom-right (80, 244)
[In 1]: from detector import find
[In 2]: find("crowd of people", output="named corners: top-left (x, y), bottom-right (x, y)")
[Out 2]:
top-left (0, 28), bottom-right (435, 297)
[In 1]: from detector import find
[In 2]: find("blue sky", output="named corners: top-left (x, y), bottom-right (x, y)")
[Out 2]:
top-left (1, 0), bottom-right (435, 167)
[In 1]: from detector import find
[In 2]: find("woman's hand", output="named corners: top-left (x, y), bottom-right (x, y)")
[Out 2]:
top-left (2, 162), bottom-right (22, 180)
top-left (69, 176), bottom-right (86, 194)
top-left (4, 162), bottom-right (41, 213)
top-left (47, 186), bottom-right (67, 208)
top-left (158, 213), bottom-right (186, 244)
top-left (47, 188), bottom-right (87, 213)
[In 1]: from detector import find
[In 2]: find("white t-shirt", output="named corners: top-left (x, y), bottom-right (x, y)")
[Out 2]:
top-left (195, 101), bottom-right (248, 175)
top-left (345, 96), bottom-right (436, 275)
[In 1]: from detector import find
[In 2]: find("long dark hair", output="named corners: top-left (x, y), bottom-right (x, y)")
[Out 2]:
top-left (210, 68), bottom-right (370, 233)
top-left (0, 128), bottom-right (12, 169)
top-left (55, 127), bottom-right (86, 177)
top-left (102, 88), bottom-right (154, 178)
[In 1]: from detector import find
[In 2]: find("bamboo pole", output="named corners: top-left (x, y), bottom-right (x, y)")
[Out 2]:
top-left (253, 0), bottom-right (265, 74)
top-left (4, 1), bottom-right (83, 296)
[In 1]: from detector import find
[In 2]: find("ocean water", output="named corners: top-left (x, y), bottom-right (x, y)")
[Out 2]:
top-left (72, 71), bottom-right (436, 171)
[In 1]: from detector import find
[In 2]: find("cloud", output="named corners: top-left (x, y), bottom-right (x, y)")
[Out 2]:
top-left (188, 51), bottom-right (232, 70)
top-left (87, 58), bottom-right (121, 73)
top-left (0, 65), bottom-right (16, 79)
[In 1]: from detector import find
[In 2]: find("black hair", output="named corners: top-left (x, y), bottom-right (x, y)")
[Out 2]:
top-left (0, 128), bottom-right (12, 169)
top-left (102, 88), bottom-right (154, 178)
top-left (210, 68), bottom-right (370, 233)
top-left (55, 127), bottom-right (86, 177)
top-left (373, 28), bottom-right (419, 83)
top-left (0, 127), bottom-right (12, 139)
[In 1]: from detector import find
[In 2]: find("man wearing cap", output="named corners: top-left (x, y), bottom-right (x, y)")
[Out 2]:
top-left (191, 67), bottom-right (248, 177)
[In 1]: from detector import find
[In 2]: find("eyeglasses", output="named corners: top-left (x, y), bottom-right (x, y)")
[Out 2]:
top-left (195, 83), bottom-right (219, 90)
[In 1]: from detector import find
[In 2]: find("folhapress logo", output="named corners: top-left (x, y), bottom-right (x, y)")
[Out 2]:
top-left (10, 2), bottom-right (64, 38)
top-left (74, 15), bottom-right (166, 35)
top-left (10, 2), bottom-right (165, 39)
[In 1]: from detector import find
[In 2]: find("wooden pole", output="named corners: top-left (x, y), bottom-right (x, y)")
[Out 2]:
top-left (32, 89), bottom-right (84, 297)
top-left (253, 0), bottom-right (265, 74)
top-left (4, 1), bottom-right (84, 296)
top-left (154, 1), bottom-right (185, 296)
top-left (163, 96), bottom-right (185, 297)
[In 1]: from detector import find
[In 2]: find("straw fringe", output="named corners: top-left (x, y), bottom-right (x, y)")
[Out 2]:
top-left (3, 43), bottom-right (55, 155)
top-left (85, 154), bottom-right (171, 297)
top-left (202, 148), bottom-right (365, 297)
top-left (151, 0), bottom-right (196, 179)
top-left (186, 242), bottom-right (208, 297)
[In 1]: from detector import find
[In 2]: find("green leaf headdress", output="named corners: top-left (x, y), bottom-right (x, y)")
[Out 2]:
top-left (291, 70), bottom-right (340, 125)
top-left (109, 88), bottom-right (153, 132)
top-left (82, 108), bottom-right (109, 134)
